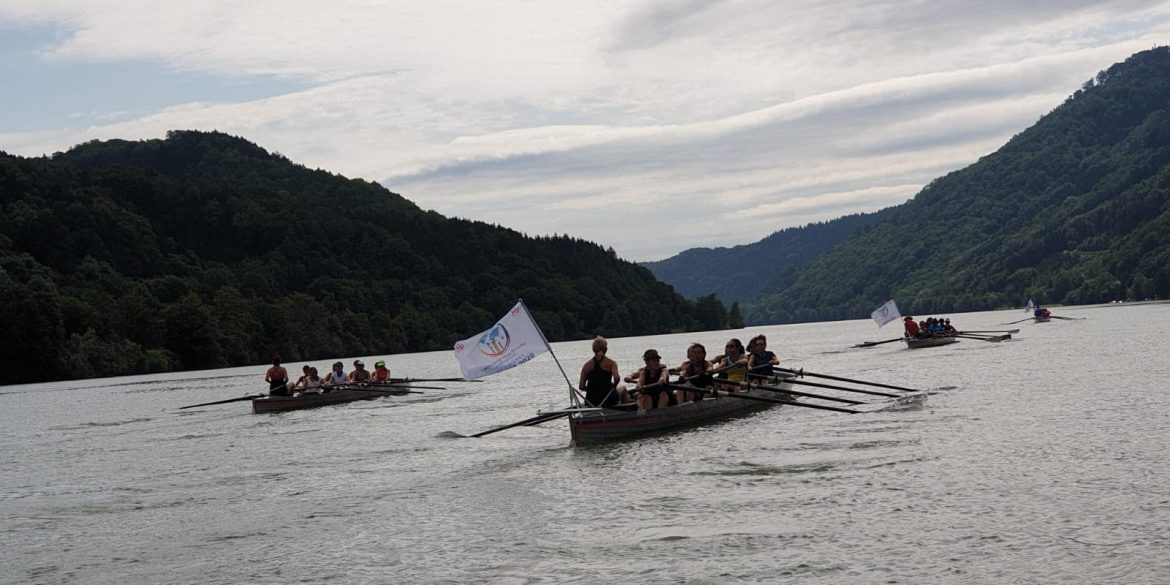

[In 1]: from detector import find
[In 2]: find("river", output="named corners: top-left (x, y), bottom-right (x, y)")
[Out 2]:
top-left (2, 302), bottom-right (1168, 584)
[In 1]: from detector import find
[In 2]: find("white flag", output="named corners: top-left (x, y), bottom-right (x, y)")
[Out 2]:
top-left (1025, 299), bottom-right (1035, 314)
top-left (453, 301), bottom-right (549, 380)
top-left (870, 299), bottom-right (902, 328)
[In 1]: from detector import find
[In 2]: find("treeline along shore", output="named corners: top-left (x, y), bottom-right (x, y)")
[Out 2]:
top-left (0, 131), bottom-right (741, 385)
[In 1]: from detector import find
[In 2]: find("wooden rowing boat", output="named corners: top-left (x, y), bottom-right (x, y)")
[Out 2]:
top-left (252, 385), bottom-right (415, 413)
top-left (568, 377), bottom-right (795, 445)
top-left (904, 336), bottom-right (959, 349)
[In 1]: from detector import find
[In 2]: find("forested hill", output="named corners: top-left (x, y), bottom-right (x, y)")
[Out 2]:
top-left (748, 47), bottom-right (1170, 323)
top-left (0, 131), bottom-right (726, 384)
top-left (641, 209), bottom-right (892, 304)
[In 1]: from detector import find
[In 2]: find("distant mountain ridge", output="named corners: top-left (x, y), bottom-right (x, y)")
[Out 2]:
top-left (745, 47), bottom-right (1170, 323)
top-left (0, 131), bottom-right (726, 384)
top-left (641, 209), bottom-right (892, 304)
top-left (645, 47), bottom-right (1170, 324)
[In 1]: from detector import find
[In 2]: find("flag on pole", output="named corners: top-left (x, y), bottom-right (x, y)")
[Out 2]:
top-left (1025, 299), bottom-right (1035, 314)
top-left (870, 299), bottom-right (902, 328)
top-left (453, 301), bottom-right (549, 380)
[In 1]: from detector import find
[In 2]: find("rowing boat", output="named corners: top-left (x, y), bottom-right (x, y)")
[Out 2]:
top-left (252, 385), bottom-right (416, 413)
top-left (568, 377), bottom-right (795, 445)
top-left (1033, 316), bottom-right (1052, 323)
top-left (904, 336), bottom-right (958, 349)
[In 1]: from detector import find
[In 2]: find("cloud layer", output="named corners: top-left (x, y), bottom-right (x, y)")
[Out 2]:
top-left (2, 0), bottom-right (1169, 259)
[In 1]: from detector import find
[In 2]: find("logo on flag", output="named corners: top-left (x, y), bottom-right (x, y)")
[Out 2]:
top-left (870, 299), bottom-right (902, 328)
top-left (453, 301), bottom-right (549, 380)
top-left (477, 324), bottom-right (510, 356)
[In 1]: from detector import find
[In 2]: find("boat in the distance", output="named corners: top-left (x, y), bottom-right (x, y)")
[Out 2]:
top-left (904, 336), bottom-right (959, 349)
top-left (568, 377), bottom-right (796, 445)
top-left (252, 384), bottom-right (417, 414)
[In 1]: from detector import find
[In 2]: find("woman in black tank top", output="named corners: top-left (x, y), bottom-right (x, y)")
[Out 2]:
top-left (636, 349), bottom-right (671, 412)
top-left (577, 336), bottom-right (628, 407)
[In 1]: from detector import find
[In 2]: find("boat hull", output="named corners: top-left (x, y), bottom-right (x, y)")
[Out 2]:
top-left (252, 387), bottom-right (411, 413)
top-left (568, 381), bottom-right (792, 445)
top-left (1033, 317), bottom-right (1051, 323)
top-left (904, 336), bottom-right (959, 349)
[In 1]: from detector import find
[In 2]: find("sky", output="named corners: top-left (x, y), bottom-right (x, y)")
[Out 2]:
top-left (2, 2), bottom-right (1169, 261)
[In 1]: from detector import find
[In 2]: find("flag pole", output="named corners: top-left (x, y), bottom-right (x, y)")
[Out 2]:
top-left (519, 299), bottom-right (582, 407)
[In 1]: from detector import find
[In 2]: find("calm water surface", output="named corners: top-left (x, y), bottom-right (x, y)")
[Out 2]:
top-left (2, 304), bottom-right (1169, 584)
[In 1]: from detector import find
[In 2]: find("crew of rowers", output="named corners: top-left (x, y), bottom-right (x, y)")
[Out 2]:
top-left (902, 316), bottom-right (957, 339)
top-left (578, 334), bottom-right (780, 413)
top-left (264, 355), bottom-right (396, 397)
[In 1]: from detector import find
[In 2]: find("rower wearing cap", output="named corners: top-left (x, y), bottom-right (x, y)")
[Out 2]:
top-left (347, 360), bottom-right (371, 382)
top-left (371, 360), bottom-right (392, 382)
top-left (636, 348), bottom-right (671, 412)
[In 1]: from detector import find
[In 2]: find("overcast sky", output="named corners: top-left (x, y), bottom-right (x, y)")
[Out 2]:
top-left (2, 1), bottom-right (1169, 260)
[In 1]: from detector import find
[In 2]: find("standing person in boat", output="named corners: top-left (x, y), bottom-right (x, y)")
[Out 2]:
top-left (636, 348), bottom-right (672, 412)
top-left (323, 361), bottom-right (347, 389)
top-left (710, 338), bottom-right (748, 391)
top-left (903, 316), bottom-right (920, 338)
top-left (370, 360), bottom-right (393, 382)
top-left (747, 335), bottom-right (779, 380)
top-left (265, 355), bottom-right (291, 397)
top-left (347, 360), bottom-right (371, 383)
top-left (675, 343), bottom-right (715, 403)
top-left (578, 336), bottom-right (629, 408)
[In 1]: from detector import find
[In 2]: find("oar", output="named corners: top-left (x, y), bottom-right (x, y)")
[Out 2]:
top-left (1001, 317), bottom-right (1033, 325)
top-left (713, 379), bottom-right (865, 405)
top-left (471, 411), bottom-right (571, 438)
top-left (390, 377), bottom-right (480, 383)
top-left (179, 393), bottom-right (267, 409)
top-left (956, 334), bottom-right (1010, 342)
top-left (1051, 315), bottom-right (1084, 320)
top-left (351, 382), bottom-right (447, 390)
top-left (852, 337), bottom-right (904, 348)
top-left (774, 367), bottom-right (922, 393)
top-left (748, 373), bottom-right (900, 398)
top-left (341, 386), bottom-right (430, 394)
top-left (668, 385), bottom-right (860, 414)
top-left (960, 329), bottom-right (1019, 335)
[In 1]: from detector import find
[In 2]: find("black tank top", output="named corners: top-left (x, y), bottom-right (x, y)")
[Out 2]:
top-left (683, 362), bottom-right (714, 388)
top-left (585, 357), bottom-right (616, 407)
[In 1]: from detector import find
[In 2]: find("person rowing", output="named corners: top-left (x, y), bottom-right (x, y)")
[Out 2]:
top-left (578, 336), bottom-right (629, 408)
top-left (296, 367), bottom-right (323, 395)
top-left (903, 316), bottom-right (920, 338)
top-left (747, 334), bottom-right (779, 380)
top-left (636, 348), bottom-right (672, 412)
top-left (347, 360), bottom-right (371, 383)
top-left (675, 343), bottom-right (715, 403)
top-left (710, 338), bottom-right (748, 391)
top-left (371, 360), bottom-right (393, 382)
top-left (323, 361), bottom-right (347, 389)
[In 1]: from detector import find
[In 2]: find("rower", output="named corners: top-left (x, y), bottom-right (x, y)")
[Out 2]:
top-left (323, 361), bottom-right (347, 389)
top-left (348, 360), bottom-right (371, 383)
top-left (747, 335), bottom-right (779, 380)
top-left (371, 360), bottom-right (392, 382)
top-left (636, 349), bottom-right (671, 412)
top-left (710, 338), bottom-right (747, 391)
top-left (676, 343), bottom-right (714, 403)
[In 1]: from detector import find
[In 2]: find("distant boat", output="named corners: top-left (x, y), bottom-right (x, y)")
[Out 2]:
top-left (904, 336), bottom-right (958, 349)
top-left (252, 384), bottom-right (417, 413)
